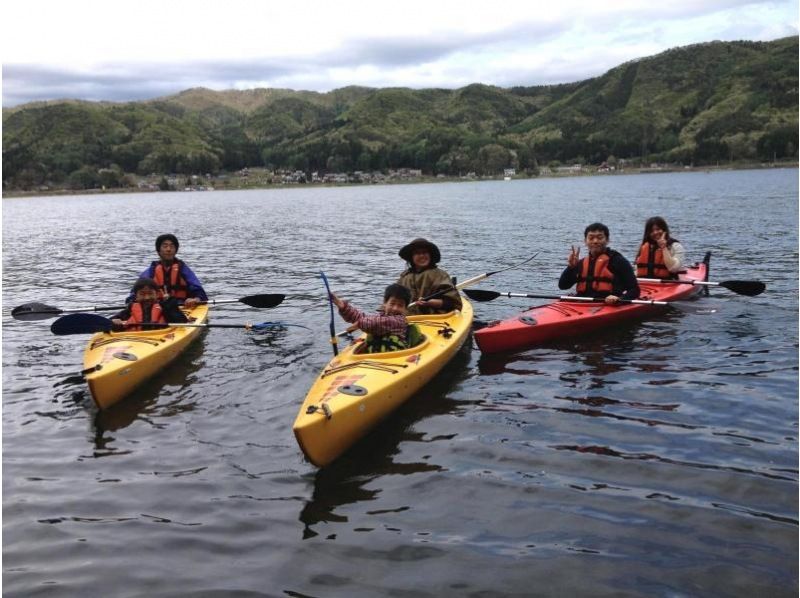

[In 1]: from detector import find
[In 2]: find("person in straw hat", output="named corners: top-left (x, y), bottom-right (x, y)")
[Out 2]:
top-left (396, 238), bottom-right (462, 316)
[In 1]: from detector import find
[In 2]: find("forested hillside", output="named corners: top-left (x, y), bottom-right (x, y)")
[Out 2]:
top-left (3, 37), bottom-right (797, 191)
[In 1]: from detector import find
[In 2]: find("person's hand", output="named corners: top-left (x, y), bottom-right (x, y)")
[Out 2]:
top-left (604, 295), bottom-right (620, 305)
top-left (330, 292), bottom-right (345, 309)
top-left (111, 318), bottom-right (126, 331)
top-left (568, 245), bottom-right (580, 268)
top-left (417, 298), bottom-right (442, 309)
top-left (656, 232), bottom-right (668, 250)
top-left (184, 297), bottom-right (199, 308)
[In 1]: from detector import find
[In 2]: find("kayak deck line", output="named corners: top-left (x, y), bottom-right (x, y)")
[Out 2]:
top-left (321, 360), bottom-right (409, 377)
top-left (90, 335), bottom-right (164, 349)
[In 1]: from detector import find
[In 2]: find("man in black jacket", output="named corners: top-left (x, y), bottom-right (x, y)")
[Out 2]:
top-left (559, 222), bottom-right (640, 304)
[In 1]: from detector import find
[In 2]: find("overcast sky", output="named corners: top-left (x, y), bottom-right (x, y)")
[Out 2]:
top-left (2, 0), bottom-right (797, 107)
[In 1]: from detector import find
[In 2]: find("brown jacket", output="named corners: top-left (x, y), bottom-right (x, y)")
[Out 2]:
top-left (397, 266), bottom-right (462, 316)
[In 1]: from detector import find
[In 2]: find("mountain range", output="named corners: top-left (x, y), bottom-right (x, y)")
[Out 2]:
top-left (3, 36), bottom-right (797, 191)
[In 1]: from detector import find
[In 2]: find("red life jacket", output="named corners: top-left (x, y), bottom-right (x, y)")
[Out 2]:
top-left (152, 261), bottom-right (188, 299)
top-left (125, 302), bottom-right (166, 331)
top-left (635, 242), bottom-right (671, 279)
top-left (576, 252), bottom-right (614, 294)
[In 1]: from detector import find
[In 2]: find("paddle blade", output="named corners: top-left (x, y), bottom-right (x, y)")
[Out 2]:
top-left (238, 294), bottom-right (286, 308)
top-left (721, 280), bottom-right (766, 296)
top-left (51, 313), bottom-right (112, 336)
top-left (463, 289), bottom-right (501, 302)
top-left (11, 302), bottom-right (62, 321)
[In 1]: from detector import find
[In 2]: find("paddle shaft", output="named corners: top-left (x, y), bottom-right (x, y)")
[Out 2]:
top-left (320, 271), bottom-right (339, 355)
top-left (126, 321), bottom-right (263, 330)
top-left (12, 293), bottom-right (284, 321)
top-left (334, 253), bottom-right (538, 336)
top-left (476, 291), bottom-right (669, 306)
top-left (50, 312), bottom-right (297, 335)
top-left (407, 271), bottom-right (491, 308)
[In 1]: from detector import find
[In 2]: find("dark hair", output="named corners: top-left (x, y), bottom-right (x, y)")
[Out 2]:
top-left (132, 277), bottom-right (159, 292)
top-left (641, 216), bottom-right (676, 244)
top-left (155, 234), bottom-right (179, 252)
top-left (383, 283), bottom-right (412, 306)
top-left (584, 222), bottom-right (610, 238)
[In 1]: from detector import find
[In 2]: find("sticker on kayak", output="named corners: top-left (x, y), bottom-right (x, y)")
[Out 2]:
top-left (321, 374), bottom-right (365, 403)
top-left (97, 344), bottom-right (133, 365)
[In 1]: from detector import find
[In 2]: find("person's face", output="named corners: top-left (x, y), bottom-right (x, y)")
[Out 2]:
top-left (158, 240), bottom-right (177, 261)
top-left (648, 224), bottom-right (665, 242)
top-left (382, 296), bottom-right (407, 316)
top-left (584, 230), bottom-right (609, 256)
top-left (411, 249), bottom-right (431, 270)
top-left (135, 286), bottom-right (158, 303)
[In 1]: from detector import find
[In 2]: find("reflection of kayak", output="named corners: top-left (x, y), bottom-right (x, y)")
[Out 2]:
top-left (293, 298), bottom-right (473, 467)
top-left (474, 257), bottom-right (709, 355)
top-left (82, 304), bottom-right (209, 410)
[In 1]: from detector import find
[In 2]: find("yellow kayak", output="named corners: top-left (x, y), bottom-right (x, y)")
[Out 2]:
top-left (82, 304), bottom-right (209, 410)
top-left (293, 297), bottom-right (473, 467)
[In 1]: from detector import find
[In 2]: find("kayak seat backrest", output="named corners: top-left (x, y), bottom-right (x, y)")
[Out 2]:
top-left (406, 323), bottom-right (424, 348)
top-left (351, 323), bottom-right (425, 354)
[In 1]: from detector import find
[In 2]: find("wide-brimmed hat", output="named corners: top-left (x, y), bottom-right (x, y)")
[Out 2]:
top-left (399, 238), bottom-right (441, 264)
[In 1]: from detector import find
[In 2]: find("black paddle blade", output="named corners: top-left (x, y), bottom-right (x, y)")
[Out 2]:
top-left (51, 313), bottom-right (112, 336)
top-left (239, 294), bottom-right (286, 308)
top-left (463, 289), bottom-right (501, 302)
top-left (721, 280), bottom-right (766, 296)
top-left (11, 302), bottom-right (62, 321)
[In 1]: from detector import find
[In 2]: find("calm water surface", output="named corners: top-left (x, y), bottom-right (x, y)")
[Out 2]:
top-left (3, 169), bottom-right (798, 596)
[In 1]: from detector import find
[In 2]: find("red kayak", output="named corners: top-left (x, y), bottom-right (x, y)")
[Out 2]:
top-left (473, 254), bottom-right (710, 355)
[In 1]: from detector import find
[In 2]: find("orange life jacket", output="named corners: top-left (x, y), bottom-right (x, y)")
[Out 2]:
top-left (125, 302), bottom-right (166, 331)
top-left (635, 242), bottom-right (671, 279)
top-left (152, 261), bottom-right (188, 299)
top-left (576, 253), bottom-right (614, 294)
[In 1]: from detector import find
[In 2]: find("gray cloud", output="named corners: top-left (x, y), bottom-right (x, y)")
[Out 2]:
top-left (2, 16), bottom-right (579, 106)
top-left (2, 2), bottom-right (795, 107)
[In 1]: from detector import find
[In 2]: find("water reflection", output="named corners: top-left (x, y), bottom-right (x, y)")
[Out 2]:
top-left (86, 335), bottom-right (209, 449)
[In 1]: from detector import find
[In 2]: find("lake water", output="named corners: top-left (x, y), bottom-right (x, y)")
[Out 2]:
top-left (3, 168), bottom-right (797, 596)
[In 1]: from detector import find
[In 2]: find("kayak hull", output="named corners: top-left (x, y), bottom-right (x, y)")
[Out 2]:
top-left (293, 298), bottom-right (473, 467)
top-left (82, 305), bottom-right (209, 410)
top-left (474, 262), bottom-right (708, 355)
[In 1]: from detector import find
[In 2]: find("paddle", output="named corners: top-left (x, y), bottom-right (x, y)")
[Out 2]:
top-left (411, 252), bottom-right (540, 307)
top-left (320, 271), bottom-right (339, 356)
top-left (50, 313), bottom-right (304, 336)
top-left (463, 289), bottom-right (670, 306)
top-left (636, 278), bottom-right (765, 296)
top-left (11, 293), bottom-right (286, 321)
top-left (335, 252), bottom-right (540, 337)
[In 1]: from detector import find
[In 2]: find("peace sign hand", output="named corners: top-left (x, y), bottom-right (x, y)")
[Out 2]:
top-left (568, 245), bottom-right (581, 268)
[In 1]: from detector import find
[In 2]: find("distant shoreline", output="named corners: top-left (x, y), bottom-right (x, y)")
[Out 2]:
top-left (3, 162), bottom-right (797, 200)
